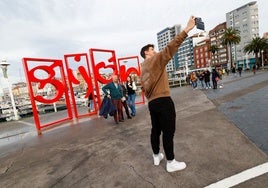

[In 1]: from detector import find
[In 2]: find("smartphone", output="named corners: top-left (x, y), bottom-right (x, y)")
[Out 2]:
top-left (195, 17), bottom-right (205, 30)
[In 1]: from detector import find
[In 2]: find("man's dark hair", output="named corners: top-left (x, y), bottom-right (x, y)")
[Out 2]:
top-left (140, 44), bottom-right (154, 59)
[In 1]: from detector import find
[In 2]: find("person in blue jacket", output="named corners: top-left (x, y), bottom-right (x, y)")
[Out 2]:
top-left (102, 74), bottom-right (124, 124)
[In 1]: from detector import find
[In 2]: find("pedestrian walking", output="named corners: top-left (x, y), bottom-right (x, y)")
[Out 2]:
top-left (238, 66), bottom-right (242, 77)
top-left (102, 74), bottom-right (124, 124)
top-left (204, 69), bottom-right (211, 89)
top-left (212, 69), bottom-right (219, 89)
top-left (190, 72), bottom-right (198, 89)
top-left (231, 66), bottom-right (236, 77)
top-left (253, 64), bottom-right (256, 75)
top-left (217, 67), bottom-right (224, 88)
top-left (126, 76), bottom-right (137, 116)
top-left (226, 68), bottom-right (230, 76)
top-left (120, 83), bottom-right (132, 120)
top-left (197, 71), bottom-right (205, 89)
top-left (140, 15), bottom-right (195, 172)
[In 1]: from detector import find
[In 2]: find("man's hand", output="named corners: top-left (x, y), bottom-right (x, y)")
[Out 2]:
top-left (184, 16), bottom-right (196, 33)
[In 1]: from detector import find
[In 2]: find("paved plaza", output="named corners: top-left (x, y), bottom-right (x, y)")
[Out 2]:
top-left (0, 70), bottom-right (267, 187)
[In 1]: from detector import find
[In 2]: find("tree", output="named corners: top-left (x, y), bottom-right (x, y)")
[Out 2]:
top-left (209, 45), bottom-right (219, 66)
top-left (221, 28), bottom-right (241, 68)
top-left (244, 37), bottom-right (268, 67)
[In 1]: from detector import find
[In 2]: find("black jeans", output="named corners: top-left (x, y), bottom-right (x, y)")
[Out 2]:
top-left (121, 100), bottom-right (131, 119)
top-left (148, 97), bottom-right (176, 160)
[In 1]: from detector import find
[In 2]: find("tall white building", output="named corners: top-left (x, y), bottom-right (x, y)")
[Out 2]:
top-left (226, 1), bottom-right (259, 69)
top-left (178, 32), bottom-right (208, 70)
top-left (157, 24), bottom-right (182, 75)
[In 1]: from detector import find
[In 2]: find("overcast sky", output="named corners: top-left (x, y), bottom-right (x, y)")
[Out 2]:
top-left (0, 0), bottom-right (267, 86)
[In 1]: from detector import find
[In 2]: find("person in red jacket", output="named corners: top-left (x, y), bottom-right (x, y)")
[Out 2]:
top-left (140, 16), bottom-right (196, 172)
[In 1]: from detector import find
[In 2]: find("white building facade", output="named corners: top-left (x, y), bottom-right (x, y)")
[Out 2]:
top-left (226, 1), bottom-right (259, 69)
top-left (157, 25), bottom-right (182, 76)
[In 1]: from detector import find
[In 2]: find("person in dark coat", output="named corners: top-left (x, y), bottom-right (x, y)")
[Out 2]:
top-left (212, 69), bottom-right (219, 89)
top-left (231, 66), bottom-right (236, 77)
top-left (253, 64), bottom-right (256, 74)
top-left (99, 96), bottom-right (116, 119)
top-left (102, 74), bottom-right (124, 124)
top-left (238, 66), bottom-right (242, 77)
top-left (203, 69), bottom-right (211, 89)
top-left (120, 83), bottom-right (132, 120)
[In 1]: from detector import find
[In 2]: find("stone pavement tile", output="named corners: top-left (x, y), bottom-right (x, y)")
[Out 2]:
top-left (0, 87), bottom-right (267, 188)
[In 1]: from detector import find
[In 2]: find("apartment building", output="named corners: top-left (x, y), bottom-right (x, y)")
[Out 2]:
top-left (177, 37), bottom-right (194, 70)
top-left (209, 22), bottom-right (228, 68)
top-left (262, 32), bottom-right (268, 66)
top-left (177, 32), bottom-right (208, 71)
top-left (226, 1), bottom-right (259, 69)
top-left (194, 39), bottom-right (211, 69)
top-left (157, 24), bottom-right (182, 75)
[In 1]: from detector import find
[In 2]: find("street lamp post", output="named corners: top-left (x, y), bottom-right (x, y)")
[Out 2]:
top-left (261, 50), bottom-right (264, 70)
top-left (0, 60), bottom-right (20, 120)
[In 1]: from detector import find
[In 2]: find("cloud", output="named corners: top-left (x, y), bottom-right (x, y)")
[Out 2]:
top-left (0, 0), bottom-right (267, 86)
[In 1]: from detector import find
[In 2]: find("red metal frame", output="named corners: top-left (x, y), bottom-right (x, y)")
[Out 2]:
top-left (117, 56), bottom-right (145, 104)
top-left (64, 53), bottom-right (98, 118)
top-left (89, 48), bottom-right (118, 105)
top-left (21, 49), bottom-right (144, 135)
top-left (22, 57), bottom-right (73, 134)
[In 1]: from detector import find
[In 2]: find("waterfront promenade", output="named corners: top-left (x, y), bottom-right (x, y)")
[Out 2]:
top-left (0, 70), bottom-right (267, 187)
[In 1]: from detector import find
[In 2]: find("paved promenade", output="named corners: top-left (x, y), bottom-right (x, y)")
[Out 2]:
top-left (204, 71), bottom-right (268, 154)
top-left (0, 71), bottom-right (267, 187)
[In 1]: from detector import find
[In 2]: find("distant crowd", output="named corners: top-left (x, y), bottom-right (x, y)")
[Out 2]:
top-left (187, 65), bottom-right (257, 90)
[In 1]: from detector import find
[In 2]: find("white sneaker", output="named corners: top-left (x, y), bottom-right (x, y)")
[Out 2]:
top-left (153, 153), bottom-right (164, 165)
top-left (166, 159), bottom-right (186, 172)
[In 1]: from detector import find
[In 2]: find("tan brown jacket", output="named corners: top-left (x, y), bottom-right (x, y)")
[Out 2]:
top-left (140, 31), bottom-right (188, 102)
